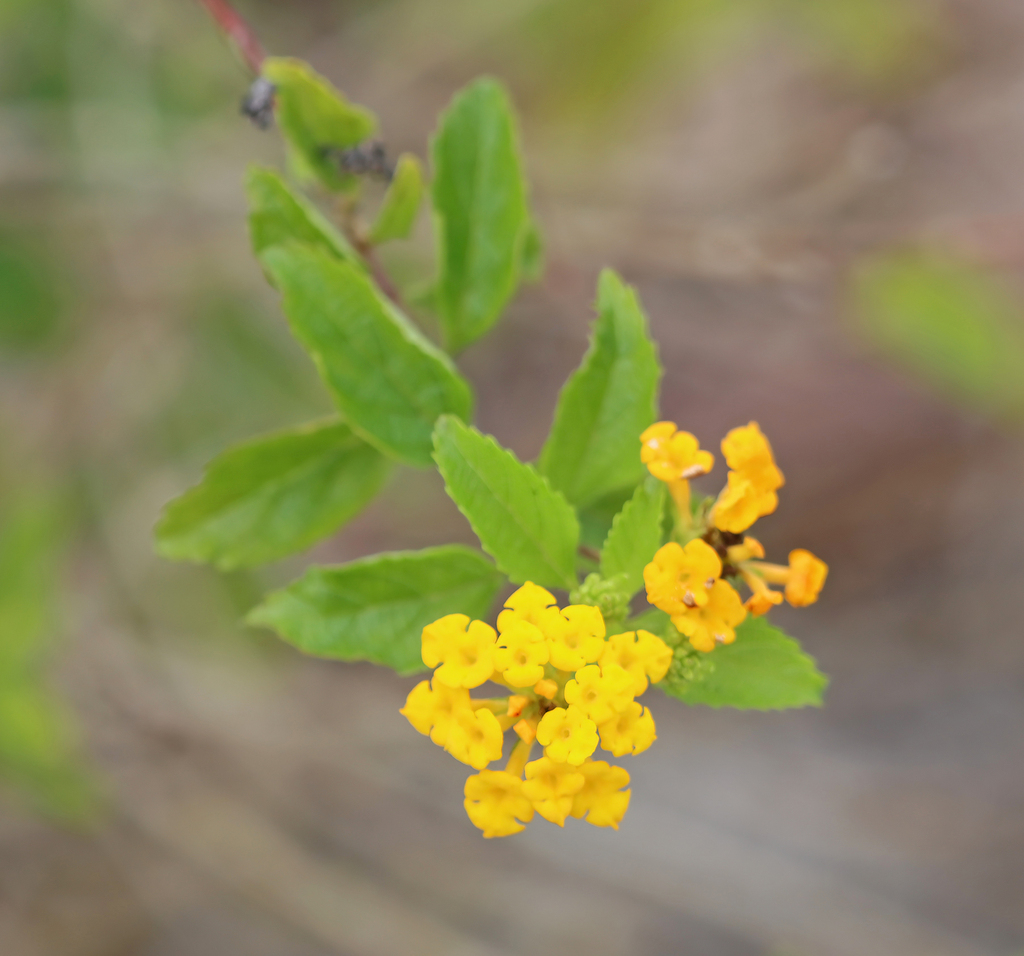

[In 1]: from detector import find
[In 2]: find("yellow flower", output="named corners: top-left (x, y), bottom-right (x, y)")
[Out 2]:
top-left (493, 619), bottom-right (549, 687)
top-left (671, 579), bottom-right (748, 652)
top-left (564, 663), bottom-right (635, 724)
top-left (739, 566), bottom-right (784, 617)
top-left (755, 550), bottom-right (829, 607)
top-left (496, 581), bottom-right (556, 632)
top-left (785, 549), bottom-right (828, 607)
top-left (643, 540), bottom-right (722, 615)
top-left (536, 705), bottom-right (599, 765)
top-left (711, 471), bottom-right (779, 534)
top-left (464, 770), bottom-right (535, 838)
top-left (539, 603), bottom-right (606, 671)
top-left (400, 678), bottom-right (471, 747)
top-left (445, 707), bottom-right (505, 769)
top-left (422, 614), bottom-right (497, 689)
top-left (600, 630), bottom-right (673, 695)
top-left (598, 701), bottom-right (657, 757)
top-left (749, 548), bottom-right (828, 608)
top-left (721, 421), bottom-right (784, 488)
top-left (522, 757), bottom-right (585, 826)
top-left (570, 760), bottom-right (631, 829)
top-left (726, 536), bottom-right (765, 564)
top-left (710, 423), bottom-right (785, 533)
top-left (640, 422), bottom-right (714, 482)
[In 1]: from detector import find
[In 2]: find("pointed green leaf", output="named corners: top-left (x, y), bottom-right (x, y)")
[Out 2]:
top-left (538, 269), bottom-right (660, 506)
top-left (261, 243), bottom-right (474, 467)
top-left (433, 415), bottom-right (579, 590)
top-left (263, 57), bottom-right (376, 191)
top-left (370, 153), bottom-right (424, 244)
top-left (577, 485), bottom-right (635, 552)
top-left (155, 418), bottom-right (391, 570)
top-left (246, 165), bottom-right (358, 264)
top-left (247, 546), bottom-right (504, 675)
top-left (659, 617), bottom-right (828, 710)
top-left (431, 77), bottom-right (531, 351)
top-left (600, 479), bottom-right (664, 597)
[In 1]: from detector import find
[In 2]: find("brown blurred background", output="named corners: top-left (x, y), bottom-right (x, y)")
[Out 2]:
top-left (2, 0), bottom-right (1024, 953)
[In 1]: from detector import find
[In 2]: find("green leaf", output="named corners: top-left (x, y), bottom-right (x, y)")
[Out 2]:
top-left (577, 485), bottom-right (635, 552)
top-left (432, 415), bottom-right (579, 591)
top-left (600, 479), bottom-right (664, 597)
top-left (247, 546), bottom-right (503, 675)
top-left (245, 166), bottom-right (358, 265)
top-left (431, 77), bottom-right (531, 351)
top-left (537, 269), bottom-right (660, 507)
top-left (261, 243), bottom-right (474, 467)
top-left (853, 250), bottom-right (1024, 418)
top-left (370, 154), bottom-right (424, 244)
top-left (659, 617), bottom-right (828, 711)
top-left (263, 57), bottom-right (377, 192)
top-left (155, 418), bottom-right (391, 570)
top-left (625, 606), bottom-right (671, 636)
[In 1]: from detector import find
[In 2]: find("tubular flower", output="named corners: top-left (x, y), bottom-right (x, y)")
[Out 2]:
top-left (598, 702), bottom-right (657, 757)
top-left (522, 757), bottom-right (586, 826)
top-left (671, 579), bottom-right (748, 653)
top-left (644, 540), bottom-right (722, 614)
top-left (711, 471), bottom-right (779, 534)
top-left (564, 663), bottom-right (635, 724)
top-left (422, 614), bottom-right (497, 689)
top-left (640, 422), bottom-right (714, 482)
top-left (540, 603), bottom-right (606, 671)
top-left (493, 619), bottom-right (549, 687)
top-left (726, 536), bottom-right (765, 564)
top-left (464, 771), bottom-right (535, 838)
top-left (638, 420), bottom-right (826, 620)
top-left (751, 549), bottom-right (829, 608)
top-left (600, 630), bottom-right (673, 695)
top-left (711, 423), bottom-right (784, 533)
top-left (740, 567), bottom-right (784, 617)
top-left (721, 421), bottom-right (784, 486)
top-left (570, 761), bottom-right (631, 829)
top-left (400, 679), bottom-right (472, 747)
top-left (536, 705), bottom-right (599, 766)
top-left (446, 707), bottom-right (505, 769)
top-left (497, 582), bottom-right (556, 632)
top-left (785, 550), bottom-right (829, 607)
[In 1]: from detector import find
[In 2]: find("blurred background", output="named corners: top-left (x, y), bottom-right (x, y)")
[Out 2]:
top-left (2, 0), bottom-right (1024, 953)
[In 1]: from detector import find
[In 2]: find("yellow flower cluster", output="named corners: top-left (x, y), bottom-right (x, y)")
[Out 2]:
top-left (401, 583), bottom-right (673, 837)
top-left (641, 421), bottom-right (828, 650)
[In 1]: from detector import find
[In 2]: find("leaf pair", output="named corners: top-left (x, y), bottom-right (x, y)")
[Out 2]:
top-left (267, 60), bottom-right (535, 354)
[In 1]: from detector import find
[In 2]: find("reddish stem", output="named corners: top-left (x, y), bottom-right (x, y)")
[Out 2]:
top-left (197, 0), bottom-right (266, 74)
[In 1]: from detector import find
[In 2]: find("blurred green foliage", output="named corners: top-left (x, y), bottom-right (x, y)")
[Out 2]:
top-left (0, 485), bottom-right (95, 822)
top-left (0, 231), bottom-right (65, 352)
top-left (505, 0), bottom-right (939, 128)
top-left (854, 251), bottom-right (1024, 419)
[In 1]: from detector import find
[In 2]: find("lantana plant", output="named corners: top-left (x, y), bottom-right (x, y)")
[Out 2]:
top-left (156, 43), bottom-right (828, 838)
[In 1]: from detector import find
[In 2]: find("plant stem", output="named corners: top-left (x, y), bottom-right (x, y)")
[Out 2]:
top-left (197, 0), bottom-right (266, 74)
top-left (197, 0), bottom-right (408, 314)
